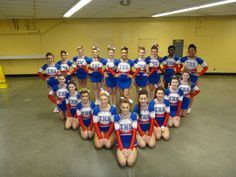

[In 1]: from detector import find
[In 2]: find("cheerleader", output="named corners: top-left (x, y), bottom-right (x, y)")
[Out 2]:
top-left (134, 47), bottom-right (149, 93)
top-left (93, 90), bottom-right (117, 149)
top-left (56, 50), bottom-right (73, 84)
top-left (38, 52), bottom-right (60, 89)
top-left (104, 46), bottom-right (118, 105)
top-left (145, 44), bottom-right (162, 98)
top-left (165, 77), bottom-right (183, 128)
top-left (71, 46), bottom-right (90, 88)
top-left (150, 86), bottom-right (170, 140)
top-left (179, 70), bottom-right (200, 117)
top-left (133, 90), bottom-right (156, 148)
top-left (161, 45), bottom-right (180, 88)
top-left (177, 44), bottom-right (208, 85)
top-left (48, 75), bottom-right (68, 120)
top-left (115, 47), bottom-right (138, 101)
top-left (65, 80), bottom-right (81, 130)
top-left (114, 98), bottom-right (137, 167)
top-left (87, 46), bottom-right (106, 105)
top-left (77, 88), bottom-right (96, 139)
top-left (177, 44), bottom-right (208, 113)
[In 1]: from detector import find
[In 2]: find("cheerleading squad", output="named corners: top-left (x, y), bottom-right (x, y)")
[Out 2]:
top-left (38, 43), bottom-right (208, 166)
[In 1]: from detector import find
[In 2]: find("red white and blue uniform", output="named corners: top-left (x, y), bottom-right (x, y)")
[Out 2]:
top-left (93, 105), bottom-right (117, 140)
top-left (48, 84), bottom-right (68, 112)
top-left (161, 56), bottom-right (180, 84)
top-left (104, 59), bottom-right (118, 88)
top-left (145, 56), bottom-right (162, 84)
top-left (133, 58), bottom-right (148, 87)
top-left (56, 60), bottom-right (73, 84)
top-left (65, 91), bottom-right (81, 117)
top-left (72, 55), bottom-right (89, 80)
top-left (38, 63), bottom-right (60, 88)
top-left (114, 113), bottom-right (137, 149)
top-left (115, 59), bottom-right (134, 89)
top-left (149, 99), bottom-right (170, 127)
top-left (177, 56), bottom-right (208, 85)
top-left (87, 58), bottom-right (106, 83)
top-left (164, 88), bottom-right (183, 117)
top-left (179, 80), bottom-right (200, 110)
top-left (77, 101), bottom-right (96, 129)
top-left (133, 104), bottom-right (155, 136)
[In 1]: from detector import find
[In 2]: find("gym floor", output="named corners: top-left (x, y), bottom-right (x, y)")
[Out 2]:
top-left (0, 75), bottom-right (235, 177)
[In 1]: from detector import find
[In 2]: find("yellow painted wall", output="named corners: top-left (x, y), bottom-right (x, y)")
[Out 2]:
top-left (0, 16), bottom-right (236, 74)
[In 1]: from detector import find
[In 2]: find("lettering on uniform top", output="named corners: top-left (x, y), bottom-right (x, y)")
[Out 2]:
top-left (60, 64), bottom-right (69, 71)
top-left (69, 96), bottom-right (78, 106)
top-left (169, 93), bottom-right (180, 104)
top-left (185, 60), bottom-right (198, 70)
top-left (137, 61), bottom-right (146, 71)
top-left (98, 111), bottom-right (112, 124)
top-left (179, 84), bottom-right (191, 95)
top-left (77, 58), bottom-right (86, 66)
top-left (106, 61), bottom-right (115, 69)
top-left (150, 59), bottom-right (159, 67)
top-left (154, 103), bottom-right (166, 115)
top-left (166, 58), bottom-right (175, 67)
top-left (119, 118), bottom-right (133, 132)
top-left (90, 61), bottom-right (101, 70)
top-left (118, 63), bottom-right (130, 72)
top-left (56, 88), bottom-right (67, 98)
top-left (81, 107), bottom-right (92, 117)
top-left (46, 67), bottom-right (57, 75)
top-left (140, 110), bottom-right (150, 121)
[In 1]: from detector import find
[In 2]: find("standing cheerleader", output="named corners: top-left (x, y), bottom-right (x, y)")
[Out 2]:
top-left (93, 90), bottom-right (117, 149)
top-left (161, 45), bottom-right (180, 88)
top-left (133, 46), bottom-right (149, 93)
top-left (87, 46), bottom-right (106, 105)
top-left (71, 46), bottom-right (90, 88)
top-left (145, 44), bottom-right (162, 98)
top-left (165, 77), bottom-right (183, 128)
top-left (177, 44), bottom-right (208, 113)
top-left (38, 52), bottom-right (60, 89)
top-left (104, 46), bottom-right (118, 105)
top-left (77, 88), bottom-right (96, 139)
top-left (115, 47), bottom-right (138, 101)
top-left (133, 90), bottom-right (156, 148)
top-left (65, 81), bottom-right (81, 130)
top-left (48, 75), bottom-right (68, 120)
top-left (57, 50), bottom-right (73, 84)
top-left (150, 86), bottom-right (170, 140)
top-left (114, 98), bottom-right (138, 167)
top-left (179, 71), bottom-right (200, 117)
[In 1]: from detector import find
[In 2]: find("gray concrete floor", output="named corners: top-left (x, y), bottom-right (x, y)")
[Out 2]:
top-left (0, 76), bottom-right (236, 177)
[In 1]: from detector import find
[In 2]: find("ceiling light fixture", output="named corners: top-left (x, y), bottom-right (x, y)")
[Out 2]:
top-left (63, 0), bottom-right (92, 18)
top-left (152, 0), bottom-right (236, 17)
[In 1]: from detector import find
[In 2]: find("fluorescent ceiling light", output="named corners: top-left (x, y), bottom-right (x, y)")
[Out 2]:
top-left (152, 0), bottom-right (236, 17)
top-left (63, 0), bottom-right (92, 17)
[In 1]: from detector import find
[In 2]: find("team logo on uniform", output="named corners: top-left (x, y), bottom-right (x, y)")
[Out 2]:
top-left (169, 93), bottom-right (180, 104)
top-left (60, 64), bottom-right (69, 71)
top-left (81, 107), bottom-right (92, 118)
top-left (77, 59), bottom-right (86, 66)
top-left (119, 118), bottom-right (133, 132)
top-left (98, 112), bottom-right (112, 124)
top-left (185, 60), bottom-right (198, 70)
top-left (150, 59), bottom-right (159, 67)
top-left (46, 67), bottom-right (57, 75)
top-left (118, 63), bottom-right (130, 72)
top-left (166, 59), bottom-right (175, 67)
top-left (57, 88), bottom-right (67, 98)
top-left (90, 61), bottom-right (101, 70)
top-left (154, 103), bottom-right (166, 115)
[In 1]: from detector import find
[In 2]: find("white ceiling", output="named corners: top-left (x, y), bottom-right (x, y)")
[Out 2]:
top-left (0, 0), bottom-right (236, 19)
